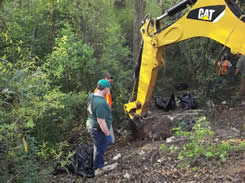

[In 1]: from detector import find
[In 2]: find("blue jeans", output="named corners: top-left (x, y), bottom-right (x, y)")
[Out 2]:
top-left (88, 128), bottom-right (112, 170)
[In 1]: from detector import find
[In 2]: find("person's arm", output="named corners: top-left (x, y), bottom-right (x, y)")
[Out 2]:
top-left (233, 68), bottom-right (240, 80)
top-left (233, 58), bottom-right (242, 79)
top-left (227, 61), bottom-right (232, 69)
top-left (235, 68), bottom-right (240, 75)
top-left (97, 118), bottom-right (110, 136)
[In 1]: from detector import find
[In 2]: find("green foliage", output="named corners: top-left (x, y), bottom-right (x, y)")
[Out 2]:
top-left (39, 141), bottom-right (75, 174)
top-left (46, 23), bottom-right (96, 92)
top-left (38, 142), bottom-right (53, 160)
top-left (12, 136), bottom-right (48, 183)
top-left (0, 65), bottom-right (62, 181)
top-left (73, 1), bottom-right (134, 122)
top-left (0, 23), bottom-right (90, 181)
top-left (0, 0), bottom-right (244, 181)
top-left (239, 142), bottom-right (245, 149)
top-left (146, 0), bottom-right (162, 17)
top-left (0, 1), bottom-right (51, 60)
top-left (1, 1), bottom-right (134, 181)
top-left (164, 117), bottom-right (240, 167)
top-left (0, 134), bottom-right (48, 183)
top-left (50, 141), bottom-right (75, 174)
top-left (113, 2), bottom-right (135, 46)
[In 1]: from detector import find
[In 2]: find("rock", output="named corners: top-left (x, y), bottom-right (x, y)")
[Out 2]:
top-left (112, 153), bottom-right (121, 161)
top-left (123, 172), bottom-right (130, 179)
top-left (138, 151), bottom-right (145, 156)
top-left (222, 101), bottom-right (227, 105)
top-left (231, 127), bottom-right (240, 134)
top-left (206, 100), bottom-right (215, 108)
top-left (166, 136), bottom-right (175, 143)
top-left (103, 162), bottom-right (119, 171)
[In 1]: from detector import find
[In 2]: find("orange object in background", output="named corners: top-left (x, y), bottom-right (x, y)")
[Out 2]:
top-left (105, 91), bottom-right (112, 108)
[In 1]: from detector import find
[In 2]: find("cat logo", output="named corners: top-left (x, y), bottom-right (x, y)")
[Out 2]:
top-left (187, 5), bottom-right (226, 23)
top-left (198, 9), bottom-right (215, 21)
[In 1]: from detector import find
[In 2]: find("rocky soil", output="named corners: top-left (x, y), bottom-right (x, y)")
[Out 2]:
top-left (50, 98), bottom-right (245, 183)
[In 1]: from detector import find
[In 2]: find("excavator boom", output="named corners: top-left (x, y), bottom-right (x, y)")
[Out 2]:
top-left (124, 0), bottom-right (245, 119)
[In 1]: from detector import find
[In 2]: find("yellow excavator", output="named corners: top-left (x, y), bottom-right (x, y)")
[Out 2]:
top-left (124, 0), bottom-right (245, 120)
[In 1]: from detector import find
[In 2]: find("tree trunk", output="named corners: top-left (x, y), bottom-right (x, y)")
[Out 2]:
top-left (179, 42), bottom-right (194, 81)
top-left (133, 0), bottom-right (145, 61)
top-left (50, 4), bottom-right (57, 50)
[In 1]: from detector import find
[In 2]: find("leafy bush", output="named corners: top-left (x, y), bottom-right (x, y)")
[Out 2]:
top-left (0, 25), bottom-right (90, 181)
top-left (162, 117), bottom-right (240, 167)
top-left (0, 134), bottom-right (48, 183)
top-left (45, 23), bottom-right (96, 92)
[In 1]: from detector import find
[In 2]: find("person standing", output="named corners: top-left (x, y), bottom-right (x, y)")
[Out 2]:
top-left (233, 54), bottom-right (245, 99)
top-left (86, 79), bottom-right (112, 174)
top-left (216, 53), bottom-right (232, 84)
top-left (103, 73), bottom-right (115, 143)
top-left (94, 73), bottom-right (115, 143)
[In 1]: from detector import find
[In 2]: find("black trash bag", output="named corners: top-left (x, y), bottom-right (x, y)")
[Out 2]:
top-left (178, 93), bottom-right (198, 110)
top-left (154, 96), bottom-right (168, 109)
top-left (72, 145), bottom-right (94, 177)
top-left (154, 93), bottom-right (176, 111)
top-left (53, 145), bottom-right (94, 178)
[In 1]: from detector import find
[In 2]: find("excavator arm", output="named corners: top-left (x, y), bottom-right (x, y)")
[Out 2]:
top-left (124, 0), bottom-right (245, 119)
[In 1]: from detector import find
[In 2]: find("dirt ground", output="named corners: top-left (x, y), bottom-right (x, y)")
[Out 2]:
top-left (50, 90), bottom-right (245, 183)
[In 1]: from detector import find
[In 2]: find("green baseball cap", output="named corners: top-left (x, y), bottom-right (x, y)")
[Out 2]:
top-left (97, 79), bottom-right (112, 89)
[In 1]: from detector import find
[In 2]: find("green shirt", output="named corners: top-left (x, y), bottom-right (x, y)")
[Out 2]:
top-left (86, 93), bottom-right (112, 130)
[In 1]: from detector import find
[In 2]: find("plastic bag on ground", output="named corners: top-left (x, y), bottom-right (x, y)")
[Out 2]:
top-left (178, 93), bottom-right (198, 110)
top-left (154, 93), bottom-right (176, 111)
top-left (53, 145), bottom-right (94, 178)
